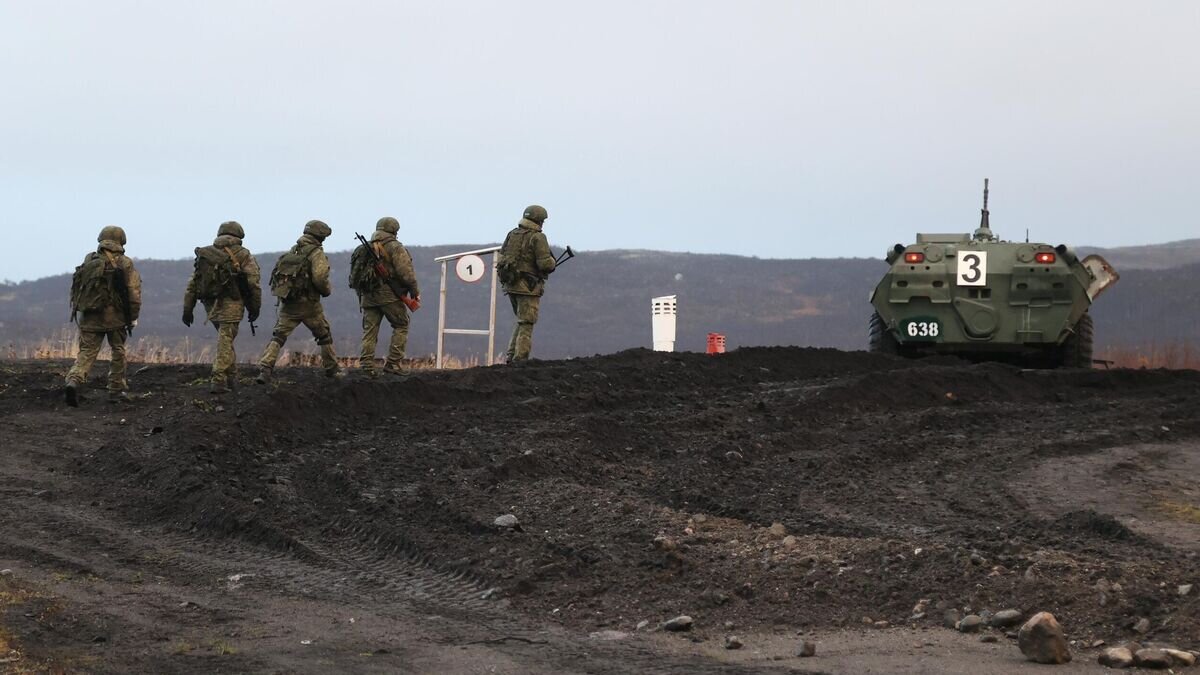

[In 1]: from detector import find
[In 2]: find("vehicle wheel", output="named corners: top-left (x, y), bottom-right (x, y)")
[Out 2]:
top-left (868, 312), bottom-right (899, 355)
top-left (1060, 312), bottom-right (1094, 368)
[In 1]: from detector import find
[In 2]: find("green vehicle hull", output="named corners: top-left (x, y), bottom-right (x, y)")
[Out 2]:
top-left (868, 185), bottom-right (1118, 367)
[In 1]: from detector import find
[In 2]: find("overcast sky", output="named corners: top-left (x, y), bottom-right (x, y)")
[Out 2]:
top-left (1, 1), bottom-right (1197, 281)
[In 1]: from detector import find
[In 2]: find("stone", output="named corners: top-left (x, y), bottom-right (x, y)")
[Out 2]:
top-left (1097, 647), bottom-right (1134, 668)
top-left (1132, 617), bottom-right (1151, 634)
top-left (873, 620), bottom-right (890, 629)
top-left (957, 615), bottom-right (984, 633)
top-left (942, 609), bottom-right (962, 629)
top-left (494, 514), bottom-right (520, 529)
top-left (797, 640), bottom-right (817, 657)
top-left (782, 535), bottom-right (798, 549)
top-left (662, 615), bottom-right (693, 632)
top-left (635, 620), bottom-right (649, 630)
top-left (990, 609), bottom-right (1023, 628)
top-left (0, 569), bottom-right (12, 577)
top-left (1179, 584), bottom-right (1193, 597)
top-left (1164, 649), bottom-right (1196, 667)
top-left (911, 598), bottom-right (931, 615)
top-left (1017, 612), bottom-right (1072, 664)
top-left (767, 522), bottom-right (787, 539)
top-left (724, 635), bottom-right (743, 650)
top-left (1133, 648), bottom-right (1172, 669)
top-left (980, 634), bottom-right (999, 643)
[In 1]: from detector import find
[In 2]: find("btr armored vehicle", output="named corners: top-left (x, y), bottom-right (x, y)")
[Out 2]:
top-left (869, 180), bottom-right (1119, 367)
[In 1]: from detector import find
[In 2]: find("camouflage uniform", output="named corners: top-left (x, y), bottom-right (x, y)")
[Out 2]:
top-left (257, 221), bottom-right (339, 378)
top-left (499, 206), bottom-right (556, 362)
top-left (65, 226), bottom-right (142, 403)
top-left (356, 217), bottom-right (420, 375)
top-left (182, 222), bottom-right (262, 392)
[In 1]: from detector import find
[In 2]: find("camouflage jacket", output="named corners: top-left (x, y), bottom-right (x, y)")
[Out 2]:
top-left (75, 240), bottom-right (143, 332)
top-left (284, 233), bottom-right (333, 304)
top-left (360, 230), bottom-right (420, 308)
top-left (183, 235), bottom-right (262, 323)
top-left (499, 218), bottom-right (556, 297)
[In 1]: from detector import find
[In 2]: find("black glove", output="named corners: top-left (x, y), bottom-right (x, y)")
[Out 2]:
top-left (182, 308), bottom-right (194, 327)
top-left (248, 306), bottom-right (260, 323)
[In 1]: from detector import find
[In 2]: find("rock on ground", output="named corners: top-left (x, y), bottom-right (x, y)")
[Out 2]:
top-left (1165, 649), bottom-right (1196, 667)
top-left (661, 615), bottom-right (693, 632)
top-left (797, 640), bottom-right (817, 657)
top-left (1133, 648), bottom-right (1172, 669)
top-left (724, 635), bottom-right (743, 650)
top-left (957, 615), bottom-right (983, 633)
top-left (1017, 612), bottom-right (1072, 664)
top-left (989, 609), bottom-right (1023, 628)
top-left (493, 514), bottom-right (519, 529)
top-left (1098, 647), bottom-right (1134, 668)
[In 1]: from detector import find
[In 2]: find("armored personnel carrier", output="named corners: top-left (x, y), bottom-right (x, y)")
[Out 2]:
top-left (869, 180), bottom-right (1119, 367)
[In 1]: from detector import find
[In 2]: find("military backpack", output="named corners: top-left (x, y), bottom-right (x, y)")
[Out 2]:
top-left (269, 244), bottom-right (316, 300)
top-left (497, 229), bottom-right (536, 288)
top-left (70, 253), bottom-right (115, 312)
top-left (192, 246), bottom-right (239, 302)
top-left (348, 243), bottom-right (382, 293)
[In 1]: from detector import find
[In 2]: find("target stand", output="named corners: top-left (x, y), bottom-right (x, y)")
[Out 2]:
top-left (434, 246), bottom-right (501, 368)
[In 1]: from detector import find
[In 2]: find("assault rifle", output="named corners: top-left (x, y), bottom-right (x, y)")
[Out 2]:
top-left (234, 272), bottom-right (259, 336)
top-left (354, 232), bottom-right (421, 311)
top-left (111, 262), bottom-right (135, 336)
top-left (554, 246), bottom-right (576, 267)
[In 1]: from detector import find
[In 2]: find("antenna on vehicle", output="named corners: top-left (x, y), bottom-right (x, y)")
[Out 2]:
top-left (973, 178), bottom-right (995, 241)
top-left (1025, 228), bottom-right (1029, 243)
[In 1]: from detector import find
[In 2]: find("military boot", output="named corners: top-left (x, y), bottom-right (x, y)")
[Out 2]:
top-left (65, 383), bottom-right (79, 407)
top-left (107, 391), bottom-right (133, 403)
top-left (255, 367), bottom-right (273, 385)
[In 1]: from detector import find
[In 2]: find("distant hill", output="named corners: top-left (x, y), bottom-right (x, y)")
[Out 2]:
top-left (1, 245), bottom-right (1198, 361)
top-left (1080, 238), bottom-right (1200, 270)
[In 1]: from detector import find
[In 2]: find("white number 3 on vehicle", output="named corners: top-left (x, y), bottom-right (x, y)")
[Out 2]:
top-left (957, 251), bottom-right (988, 287)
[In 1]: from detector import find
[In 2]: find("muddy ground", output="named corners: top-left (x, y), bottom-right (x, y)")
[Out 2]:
top-left (1, 348), bottom-right (1198, 673)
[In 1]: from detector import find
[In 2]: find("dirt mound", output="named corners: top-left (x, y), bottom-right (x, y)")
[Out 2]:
top-left (3, 348), bottom-right (1200, 670)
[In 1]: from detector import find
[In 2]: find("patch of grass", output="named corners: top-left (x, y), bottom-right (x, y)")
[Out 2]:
top-left (211, 639), bottom-right (238, 655)
top-left (172, 641), bottom-right (196, 655)
top-left (1156, 499), bottom-right (1200, 524)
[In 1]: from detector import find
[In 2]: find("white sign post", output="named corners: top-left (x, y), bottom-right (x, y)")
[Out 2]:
top-left (435, 246), bottom-right (502, 369)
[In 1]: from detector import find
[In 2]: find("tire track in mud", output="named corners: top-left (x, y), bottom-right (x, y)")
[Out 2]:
top-left (0, 493), bottom-right (812, 674)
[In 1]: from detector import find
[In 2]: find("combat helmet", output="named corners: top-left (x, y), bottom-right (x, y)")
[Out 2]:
top-left (218, 220), bottom-right (245, 239)
top-left (97, 225), bottom-right (127, 246)
top-left (523, 205), bottom-right (548, 225)
top-left (304, 219), bottom-right (332, 240)
top-left (376, 216), bottom-right (400, 234)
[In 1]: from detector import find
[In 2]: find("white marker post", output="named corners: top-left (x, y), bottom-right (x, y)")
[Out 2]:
top-left (435, 246), bottom-right (502, 369)
top-left (652, 295), bottom-right (677, 352)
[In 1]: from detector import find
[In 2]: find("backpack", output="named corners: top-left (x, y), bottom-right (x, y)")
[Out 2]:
top-left (192, 246), bottom-right (238, 302)
top-left (269, 245), bottom-right (315, 300)
top-left (70, 253), bottom-right (115, 312)
top-left (497, 229), bottom-right (534, 287)
top-left (348, 243), bottom-right (382, 293)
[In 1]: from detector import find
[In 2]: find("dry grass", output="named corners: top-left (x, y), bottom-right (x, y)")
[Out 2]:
top-left (1156, 499), bottom-right (1200, 525)
top-left (1099, 342), bottom-right (1200, 370)
top-left (3, 328), bottom-right (483, 370)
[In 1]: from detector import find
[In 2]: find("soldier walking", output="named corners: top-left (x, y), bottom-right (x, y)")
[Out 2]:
top-left (256, 220), bottom-right (339, 381)
top-left (65, 225), bottom-right (142, 405)
top-left (182, 221), bottom-right (262, 394)
top-left (497, 205), bottom-right (556, 363)
top-left (350, 217), bottom-right (420, 376)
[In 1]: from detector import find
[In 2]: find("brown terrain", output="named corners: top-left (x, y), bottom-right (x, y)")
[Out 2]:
top-left (1, 348), bottom-right (1199, 673)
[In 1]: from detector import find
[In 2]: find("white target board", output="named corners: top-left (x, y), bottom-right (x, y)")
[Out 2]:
top-left (956, 251), bottom-right (988, 287)
top-left (455, 254), bottom-right (486, 283)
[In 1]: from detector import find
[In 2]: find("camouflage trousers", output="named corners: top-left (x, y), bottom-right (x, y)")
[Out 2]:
top-left (505, 294), bottom-right (541, 362)
top-left (359, 301), bottom-right (409, 372)
top-left (211, 321), bottom-right (240, 385)
top-left (258, 301), bottom-right (338, 373)
top-left (66, 329), bottom-right (128, 391)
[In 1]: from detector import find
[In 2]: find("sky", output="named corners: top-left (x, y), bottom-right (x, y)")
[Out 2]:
top-left (1, 1), bottom-right (1197, 282)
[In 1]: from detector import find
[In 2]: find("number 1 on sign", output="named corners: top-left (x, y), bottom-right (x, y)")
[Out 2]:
top-left (455, 254), bottom-right (487, 283)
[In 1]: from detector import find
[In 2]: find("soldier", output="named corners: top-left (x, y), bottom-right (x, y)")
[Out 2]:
top-left (256, 220), bottom-right (339, 381)
top-left (497, 205), bottom-right (556, 363)
top-left (182, 221), bottom-right (262, 394)
top-left (350, 216), bottom-right (420, 376)
top-left (64, 225), bottom-right (142, 405)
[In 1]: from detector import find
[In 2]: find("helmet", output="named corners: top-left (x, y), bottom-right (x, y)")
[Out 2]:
top-left (523, 205), bottom-right (548, 225)
top-left (303, 219), bottom-right (332, 240)
top-left (97, 225), bottom-right (127, 246)
top-left (376, 216), bottom-right (400, 234)
top-left (217, 221), bottom-right (245, 239)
